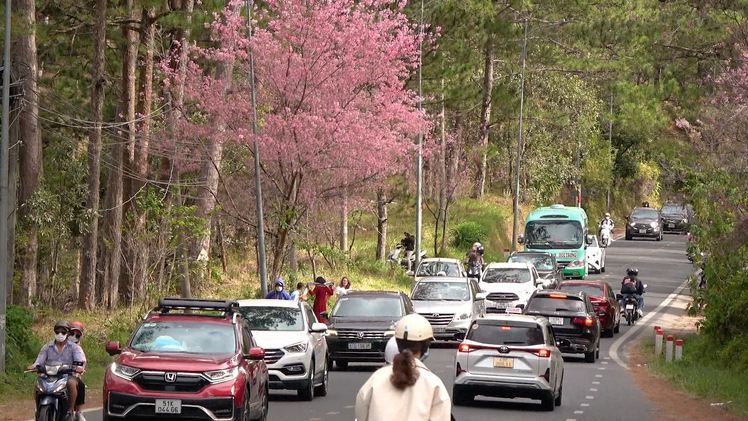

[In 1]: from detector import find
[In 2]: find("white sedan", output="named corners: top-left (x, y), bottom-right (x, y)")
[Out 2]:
top-left (586, 234), bottom-right (606, 274)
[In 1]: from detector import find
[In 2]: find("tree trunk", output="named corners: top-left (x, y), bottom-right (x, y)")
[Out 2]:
top-left (472, 32), bottom-right (495, 199)
top-left (375, 188), bottom-right (388, 261)
top-left (13, 0), bottom-right (41, 305)
top-left (79, 0), bottom-right (107, 310)
top-left (435, 80), bottom-right (446, 255)
top-left (340, 195), bottom-right (348, 252)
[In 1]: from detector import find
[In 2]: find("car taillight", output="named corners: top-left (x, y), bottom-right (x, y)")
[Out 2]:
top-left (532, 348), bottom-right (551, 358)
top-left (458, 343), bottom-right (474, 353)
top-left (572, 317), bottom-right (594, 327)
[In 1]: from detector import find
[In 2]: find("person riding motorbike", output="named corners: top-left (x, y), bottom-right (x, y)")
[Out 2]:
top-left (27, 320), bottom-right (86, 421)
top-left (465, 242), bottom-right (484, 277)
top-left (619, 268), bottom-right (645, 317)
top-left (598, 213), bottom-right (614, 246)
top-left (67, 321), bottom-right (87, 421)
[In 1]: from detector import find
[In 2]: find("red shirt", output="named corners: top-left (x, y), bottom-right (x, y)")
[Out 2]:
top-left (310, 284), bottom-right (334, 318)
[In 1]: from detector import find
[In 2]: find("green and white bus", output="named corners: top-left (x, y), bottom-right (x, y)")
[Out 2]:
top-left (518, 204), bottom-right (592, 279)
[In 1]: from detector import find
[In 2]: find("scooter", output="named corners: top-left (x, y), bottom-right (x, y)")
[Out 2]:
top-left (622, 294), bottom-right (639, 325)
top-left (599, 226), bottom-right (612, 248)
top-left (466, 261), bottom-right (482, 279)
top-left (30, 363), bottom-right (75, 421)
top-left (387, 243), bottom-right (426, 269)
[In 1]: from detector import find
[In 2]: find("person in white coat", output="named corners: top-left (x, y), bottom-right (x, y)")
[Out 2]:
top-left (355, 314), bottom-right (451, 421)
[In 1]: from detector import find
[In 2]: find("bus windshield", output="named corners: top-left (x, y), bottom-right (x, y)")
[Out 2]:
top-left (525, 221), bottom-right (583, 249)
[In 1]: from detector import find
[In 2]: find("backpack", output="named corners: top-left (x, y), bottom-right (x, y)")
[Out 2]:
top-left (621, 277), bottom-right (637, 294)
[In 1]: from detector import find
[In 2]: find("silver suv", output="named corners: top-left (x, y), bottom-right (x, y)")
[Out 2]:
top-left (410, 276), bottom-right (484, 341)
top-left (237, 299), bottom-right (329, 401)
top-left (453, 314), bottom-right (564, 411)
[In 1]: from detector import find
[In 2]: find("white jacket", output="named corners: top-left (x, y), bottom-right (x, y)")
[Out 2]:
top-left (355, 358), bottom-right (451, 421)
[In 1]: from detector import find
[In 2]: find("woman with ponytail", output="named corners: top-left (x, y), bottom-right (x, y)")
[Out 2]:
top-left (355, 314), bottom-right (451, 421)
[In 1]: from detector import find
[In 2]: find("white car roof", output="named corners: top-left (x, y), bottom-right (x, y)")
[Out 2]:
top-left (416, 276), bottom-right (470, 283)
top-left (419, 257), bottom-right (462, 263)
top-left (236, 298), bottom-right (301, 309)
top-left (484, 262), bottom-right (534, 270)
top-left (476, 313), bottom-right (548, 325)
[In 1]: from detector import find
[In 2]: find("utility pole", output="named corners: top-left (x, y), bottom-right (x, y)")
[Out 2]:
top-left (607, 94), bottom-right (613, 210)
top-left (246, 0), bottom-right (268, 296)
top-left (0, 0), bottom-right (12, 372)
top-left (414, 0), bottom-right (424, 272)
top-left (511, 17), bottom-right (528, 252)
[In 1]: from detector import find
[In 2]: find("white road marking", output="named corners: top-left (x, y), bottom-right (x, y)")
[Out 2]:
top-left (575, 410), bottom-right (584, 414)
top-left (597, 367), bottom-right (606, 370)
top-left (586, 395), bottom-right (595, 399)
top-left (601, 361), bottom-right (608, 364)
top-left (609, 277), bottom-right (690, 369)
top-left (590, 388), bottom-right (598, 391)
top-left (595, 374), bottom-right (603, 378)
top-left (593, 381), bottom-right (600, 384)
top-left (581, 403), bottom-right (590, 407)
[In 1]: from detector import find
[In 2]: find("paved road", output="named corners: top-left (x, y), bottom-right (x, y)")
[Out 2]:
top-left (79, 233), bottom-right (695, 421)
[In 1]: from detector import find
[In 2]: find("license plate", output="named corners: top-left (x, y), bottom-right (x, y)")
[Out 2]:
top-left (639, 229), bottom-right (647, 234)
top-left (548, 317), bottom-right (564, 326)
top-left (668, 223), bottom-right (675, 228)
top-left (558, 252), bottom-right (576, 258)
top-left (625, 304), bottom-right (634, 310)
top-left (348, 342), bottom-right (371, 350)
top-left (155, 399), bottom-right (181, 414)
top-left (493, 357), bottom-right (513, 368)
top-left (492, 301), bottom-right (509, 309)
top-left (433, 327), bottom-right (445, 333)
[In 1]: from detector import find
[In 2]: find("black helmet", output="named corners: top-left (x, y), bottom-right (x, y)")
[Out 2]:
top-left (627, 267), bottom-right (638, 276)
top-left (54, 320), bottom-right (70, 331)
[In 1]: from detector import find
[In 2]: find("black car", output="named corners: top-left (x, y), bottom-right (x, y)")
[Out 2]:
top-left (507, 251), bottom-right (563, 289)
top-left (523, 290), bottom-right (601, 363)
top-left (625, 206), bottom-right (663, 241)
top-left (322, 290), bottom-right (414, 370)
top-left (660, 202), bottom-right (692, 233)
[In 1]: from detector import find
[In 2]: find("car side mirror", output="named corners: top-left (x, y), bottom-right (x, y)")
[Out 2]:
top-left (105, 340), bottom-right (122, 356)
top-left (517, 235), bottom-right (525, 245)
top-left (246, 347), bottom-right (265, 361)
top-left (475, 292), bottom-right (488, 301)
top-left (310, 322), bottom-right (328, 333)
top-left (586, 234), bottom-right (594, 245)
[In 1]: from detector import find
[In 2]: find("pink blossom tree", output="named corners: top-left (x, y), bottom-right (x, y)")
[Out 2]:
top-left (163, 0), bottom-right (428, 280)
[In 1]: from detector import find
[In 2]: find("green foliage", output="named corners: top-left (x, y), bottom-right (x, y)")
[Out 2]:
top-left (451, 221), bottom-right (488, 251)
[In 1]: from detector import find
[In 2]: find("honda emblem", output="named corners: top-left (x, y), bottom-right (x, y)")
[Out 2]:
top-left (165, 372), bottom-right (177, 383)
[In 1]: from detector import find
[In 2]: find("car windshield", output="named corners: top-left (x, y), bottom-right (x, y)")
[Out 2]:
top-left (415, 261), bottom-right (461, 277)
top-left (240, 307), bottom-right (304, 331)
top-left (524, 220), bottom-right (584, 249)
top-left (509, 255), bottom-right (555, 271)
top-left (130, 321), bottom-right (236, 354)
top-left (331, 296), bottom-right (403, 318)
top-left (411, 282), bottom-right (469, 301)
top-left (558, 284), bottom-right (603, 299)
top-left (631, 208), bottom-right (659, 219)
top-left (661, 205), bottom-right (686, 215)
top-left (467, 322), bottom-right (545, 346)
top-left (525, 297), bottom-right (585, 313)
top-left (482, 268), bottom-right (531, 284)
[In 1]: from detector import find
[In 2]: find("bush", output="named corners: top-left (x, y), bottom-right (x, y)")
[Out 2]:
top-left (5, 305), bottom-right (41, 365)
top-left (451, 221), bottom-right (489, 250)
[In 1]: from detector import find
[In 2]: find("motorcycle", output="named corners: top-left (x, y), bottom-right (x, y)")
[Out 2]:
top-left (599, 225), bottom-right (612, 248)
top-left (387, 243), bottom-right (426, 269)
top-left (30, 362), bottom-right (75, 421)
top-left (466, 261), bottom-right (482, 279)
top-left (622, 294), bottom-right (639, 326)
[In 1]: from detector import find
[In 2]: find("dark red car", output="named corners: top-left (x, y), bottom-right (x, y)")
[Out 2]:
top-left (555, 281), bottom-right (620, 337)
top-left (103, 298), bottom-right (269, 421)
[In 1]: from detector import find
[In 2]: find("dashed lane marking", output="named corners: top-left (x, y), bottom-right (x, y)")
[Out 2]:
top-left (586, 395), bottom-right (595, 399)
top-left (581, 403), bottom-right (590, 407)
top-left (575, 410), bottom-right (584, 414)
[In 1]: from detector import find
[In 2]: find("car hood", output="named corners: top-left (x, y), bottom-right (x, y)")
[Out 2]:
top-left (630, 217), bottom-right (658, 223)
top-left (250, 330), bottom-right (309, 350)
top-left (661, 212), bottom-right (686, 219)
top-left (479, 281), bottom-right (536, 293)
top-left (412, 300), bottom-right (472, 314)
top-left (117, 350), bottom-right (237, 371)
top-left (327, 317), bottom-right (398, 330)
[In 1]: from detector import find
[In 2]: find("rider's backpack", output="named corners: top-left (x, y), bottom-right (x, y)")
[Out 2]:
top-left (621, 277), bottom-right (637, 294)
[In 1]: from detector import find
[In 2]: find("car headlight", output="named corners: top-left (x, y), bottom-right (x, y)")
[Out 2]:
top-left (325, 329), bottom-right (338, 337)
top-left (650, 221), bottom-right (659, 228)
top-left (629, 222), bottom-right (636, 227)
top-left (384, 330), bottom-right (396, 337)
top-left (682, 218), bottom-right (688, 223)
top-left (203, 367), bottom-right (239, 384)
top-left (111, 363), bottom-right (141, 381)
top-left (284, 342), bottom-right (308, 354)
top-left (567, 259), bottom-right (584, 269)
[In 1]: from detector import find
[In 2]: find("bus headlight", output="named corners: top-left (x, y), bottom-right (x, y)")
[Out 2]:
top-left (567, 259), bottom-right (584, 269)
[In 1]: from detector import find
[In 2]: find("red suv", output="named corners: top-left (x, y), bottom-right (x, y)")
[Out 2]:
top-left (103, 298), bottom-right (269, 421)
top-left (555, 281), bottom-right (620, 337)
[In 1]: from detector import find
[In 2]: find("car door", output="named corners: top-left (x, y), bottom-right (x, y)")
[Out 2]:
top-left (241, 325), bottom-right (262, 415)
top-left (305, 304), bottom-right (327, 373)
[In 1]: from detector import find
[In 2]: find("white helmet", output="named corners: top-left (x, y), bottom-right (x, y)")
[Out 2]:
top-left (473, 242), bottom-right (482, 249)
top-left (384, 336), bottom-right (399, 364)
top-left (605, 213), bottom-right (611, 218)
top-left (394, 314), bottom-right (434, 342)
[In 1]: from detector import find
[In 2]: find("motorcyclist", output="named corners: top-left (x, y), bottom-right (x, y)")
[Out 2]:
top-left (599, 213), bottom-right (614, 231)
top-left (465, 242), bottom-right (484, 277)
top-left (68, 321), bottom-right (88, 421)
top-left (27, 320), bottom-right (86, 421)
top-left (619, 268), bottom-right (645, 317)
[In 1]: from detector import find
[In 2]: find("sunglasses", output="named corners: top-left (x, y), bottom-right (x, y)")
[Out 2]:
top-left (54, 329), bottom-right (68, 335)
top-left (70, 331), bottom-right (82, 338)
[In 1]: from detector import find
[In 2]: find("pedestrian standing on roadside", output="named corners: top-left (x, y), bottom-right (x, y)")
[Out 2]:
top-left (307, 276), bottom-right (335, 321)
top-left (335, 276), bottom-right (352, 297)
top-left (265, 278), bottom-right (292, 300)
top-left (290, 282), bottom-right (306, 302)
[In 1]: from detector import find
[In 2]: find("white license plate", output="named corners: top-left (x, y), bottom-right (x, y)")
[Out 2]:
top-left (433, 327), bottom-right (445, 333)
top-left (348, 342), bottom-right (372, 350)
top-left (155, 399), bottom-right (181, 414)
top-left (558, 252), bottom-right (576, 258)
top-left (625, 304), bottom-right (634, 310)
top-left (668, 223), bottom-right (675, 228)
top-left (548, 317), bottom-right (564, 326)
top-left (492, 301), bottom-right (509, 309)
top-left (638, 229), bottom-right (647, 234)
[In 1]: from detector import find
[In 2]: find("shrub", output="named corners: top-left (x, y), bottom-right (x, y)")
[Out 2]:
top-left (451, 221), bottom-right (488, 250)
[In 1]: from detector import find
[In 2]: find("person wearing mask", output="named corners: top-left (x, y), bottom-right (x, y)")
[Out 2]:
top-left (27, 321), bottom-right (86, 421)
top-left (355, 313), bottom-right (451, 421)
top-left (307, 276), bottom-right (335, 321)
top-left (290, 282), bottom-right (307, 302)
top-left (265, 278), bottom-right (292, 300)
top-left (67, 321), bottom-right (88, 421)
top-left (335, 276), bottom-right (352, 297)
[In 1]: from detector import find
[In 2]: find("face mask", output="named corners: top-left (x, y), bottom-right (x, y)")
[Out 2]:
top-left (275, 286), bottom-right (283, 292)
top-left (55, 333), bottom-right (68, 343)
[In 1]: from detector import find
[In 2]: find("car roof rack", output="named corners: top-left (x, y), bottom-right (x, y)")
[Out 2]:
top-left (154, 297), bottom-right (239, 315)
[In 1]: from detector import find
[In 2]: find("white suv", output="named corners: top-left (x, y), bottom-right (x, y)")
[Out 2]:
top-left (237, 299), bottom-right (329, 400)
top-left (453, 314), bottom-right (564, 411)
top-left (479, 262), bottom-right (542, 313)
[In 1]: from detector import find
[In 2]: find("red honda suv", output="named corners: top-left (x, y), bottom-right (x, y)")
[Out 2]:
top-left (555, 280), bottom-right (621, 337)
top-left (103, 298), bottom-right (269, 421)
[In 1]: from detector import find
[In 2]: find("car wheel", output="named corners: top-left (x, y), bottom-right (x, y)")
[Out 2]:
top-left (584, 349), bottom-right (595, 363)
top-left (252, 383), bottom-right (269, 421)
top-left (596, 340), bottom-right (600, 359)
top-left (658, 233), bottom-right (663, 241)
top-left (541, 394), bottom-right (555, 411)
top-left (601, 262), bottom-right (606, 273)
top-left (555, 382), bottom-right (563, 407)
top-left (235, 387), bottom-right (251, 421)
top-left (625, 232), bottom-right (632, 240)
top-left (314, 358), bottom-right (329, 397)
top-left (298, 360), bottom-right (315, 401)
top-left (614, 318), bottom-right (620, 334)
top-left (334, 360), bottom-right (348, 370)
top-left (452, 386), bottom-right (474, 406)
